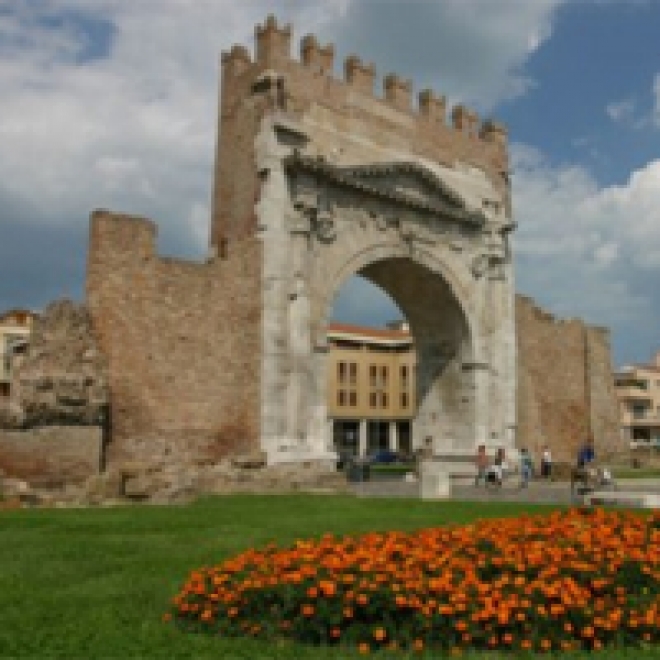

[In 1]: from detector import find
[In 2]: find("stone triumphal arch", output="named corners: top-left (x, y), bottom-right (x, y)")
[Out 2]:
top-left (87, 16), bottom-right (517, 467)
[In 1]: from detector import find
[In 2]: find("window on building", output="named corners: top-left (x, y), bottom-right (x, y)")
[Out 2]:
top-left (338, 362), bottom-right (347, 384)
top-left (369, 365), bottom-right (377, 387)
top-left (349, 391), bottom-right (357, 407)
top-left (381, 392), bottom-right (388, 408)
top-left (334, 339), bottom-right (361, 350)
top-left (349, 362), bottom-right (357, 385)
top-left (369, 392), bottom-right (378, 408)
top-left (380, 366), bottom-right (388, 386)
top-left (631, 403), bottom-right (648, 419)
top-left (400, 365), bottom-right (409, 388)
top-left (337, 390), bottom-right (347, 407)
top-left (401, 392), bottom-right (409, 409)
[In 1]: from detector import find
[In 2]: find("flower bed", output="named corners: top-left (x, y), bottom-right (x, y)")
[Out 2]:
top-left (167, 508), bottom-right (660, 654)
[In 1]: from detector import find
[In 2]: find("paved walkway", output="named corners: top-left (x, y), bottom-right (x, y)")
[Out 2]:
top-left (349, 476), bottom-right (660, 505)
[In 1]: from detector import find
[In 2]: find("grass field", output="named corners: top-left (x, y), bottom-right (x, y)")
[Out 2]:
top-left (613, 467), bottom-right (660, 479)
top-left (0, 494), bottom-right (658, 659)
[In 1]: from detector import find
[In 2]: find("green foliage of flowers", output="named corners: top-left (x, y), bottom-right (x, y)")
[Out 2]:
top-left (169, 508), bottom-right (660, 655)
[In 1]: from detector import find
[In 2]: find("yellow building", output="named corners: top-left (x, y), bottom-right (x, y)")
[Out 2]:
top-left (614, 350), bottom-right (660, 446)
top-left (327, 322), bottom-right (416, 459)
top-left (0, 309), bottom-right (36, 397)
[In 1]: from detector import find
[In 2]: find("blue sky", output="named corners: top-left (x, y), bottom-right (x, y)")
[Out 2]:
top-left (1, 0), bottom-right (659, 368)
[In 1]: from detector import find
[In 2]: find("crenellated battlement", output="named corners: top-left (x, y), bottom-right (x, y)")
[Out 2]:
top-left (300, 34), bottom-right (334, 74)
top-left (451, 105), bottom-right (480, 138)
top-left (344, 55), bottom-right (376, 94)
top-left (480, 119), bottom-right (508, 146)
top-left (255, 14), bottom-right (292, 67)
top-left (418, 89), bottom-right (447, 126)
top-left (220, 15), bottom-right (508, 153)
top-left (384, 73), bottom-right (412, 112)
top-left (220, 44), bottom-right (251, 75)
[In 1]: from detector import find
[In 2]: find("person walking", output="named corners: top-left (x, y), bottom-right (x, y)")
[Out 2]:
top-left (577, 438), bottom-right (595, 469)
top-left (519, 447), bottom-right (534, 488)
top-left (540, 445), bottom-right (552, 480)
top-left (485, 447), bottom-right (506, 487)
top-left (474, 444), bottom-right (489, 486)
top-left (572, 437), bottom-right (597, 494)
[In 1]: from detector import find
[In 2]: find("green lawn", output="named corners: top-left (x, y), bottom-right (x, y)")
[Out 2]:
top-left (0, 494), bottom-right (657, 659)
top-left (614, 467), bottom-right (660, 479)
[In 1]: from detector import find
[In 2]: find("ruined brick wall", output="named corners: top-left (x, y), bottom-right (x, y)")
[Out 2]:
top-left (6, 299), bottom-right (108, 428)
top-left (86, 211), bottom-right (262, 465)
top-left (516, 295), bottom-right (619, 463)
top-left (0, 300), bottom-right (107, 485)
top-left (0, 427), bottom-right (101, 486)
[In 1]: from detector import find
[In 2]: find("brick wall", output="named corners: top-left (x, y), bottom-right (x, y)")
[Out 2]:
top-left (86, 211), bottom-right (262, 465)
top-left (0, 426), bottom-right (101, 486)
top-left (516, 295), bottom-right (620, 463)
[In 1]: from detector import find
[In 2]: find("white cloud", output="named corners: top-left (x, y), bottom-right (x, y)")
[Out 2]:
top-left (606, 98), bottom-right (635, 123)
top-left (320, 0), bottom-right (567, 111)
top-left (0, 0), bottom-right (346, 242)
top-left (605, 81), bottom-right (660, 131)
top-left (512, 145), bottom-right (660, 333)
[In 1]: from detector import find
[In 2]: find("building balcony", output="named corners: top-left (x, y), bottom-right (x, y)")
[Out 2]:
top-left (623, 415), bottom-right (660, 428)
top-left (616, 386), bottom-right (653, 401)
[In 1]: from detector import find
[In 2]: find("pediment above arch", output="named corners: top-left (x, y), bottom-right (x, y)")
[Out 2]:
top-left (283, 152), bottom-right (485, 227)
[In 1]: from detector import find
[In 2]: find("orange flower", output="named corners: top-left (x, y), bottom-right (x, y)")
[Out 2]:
top-left (301, 604), bottom-right (315, 617)
top-left (412, 639), bottom-right (424, 652)
top-left (373, 627), bottom-right (386, 642)
top-left (319, 580), bottom-right (336, 597)
top-left (358, 642), bottom-right (370, 654)
top-left (581, 626), bottom-right (595, 639)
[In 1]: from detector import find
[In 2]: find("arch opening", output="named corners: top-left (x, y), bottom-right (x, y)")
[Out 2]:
top-left (326, 257), bottom-right (475, 460)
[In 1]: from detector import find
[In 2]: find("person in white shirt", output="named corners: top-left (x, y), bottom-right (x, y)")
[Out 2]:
top-left (540, 445), bottom-right (552, 480)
